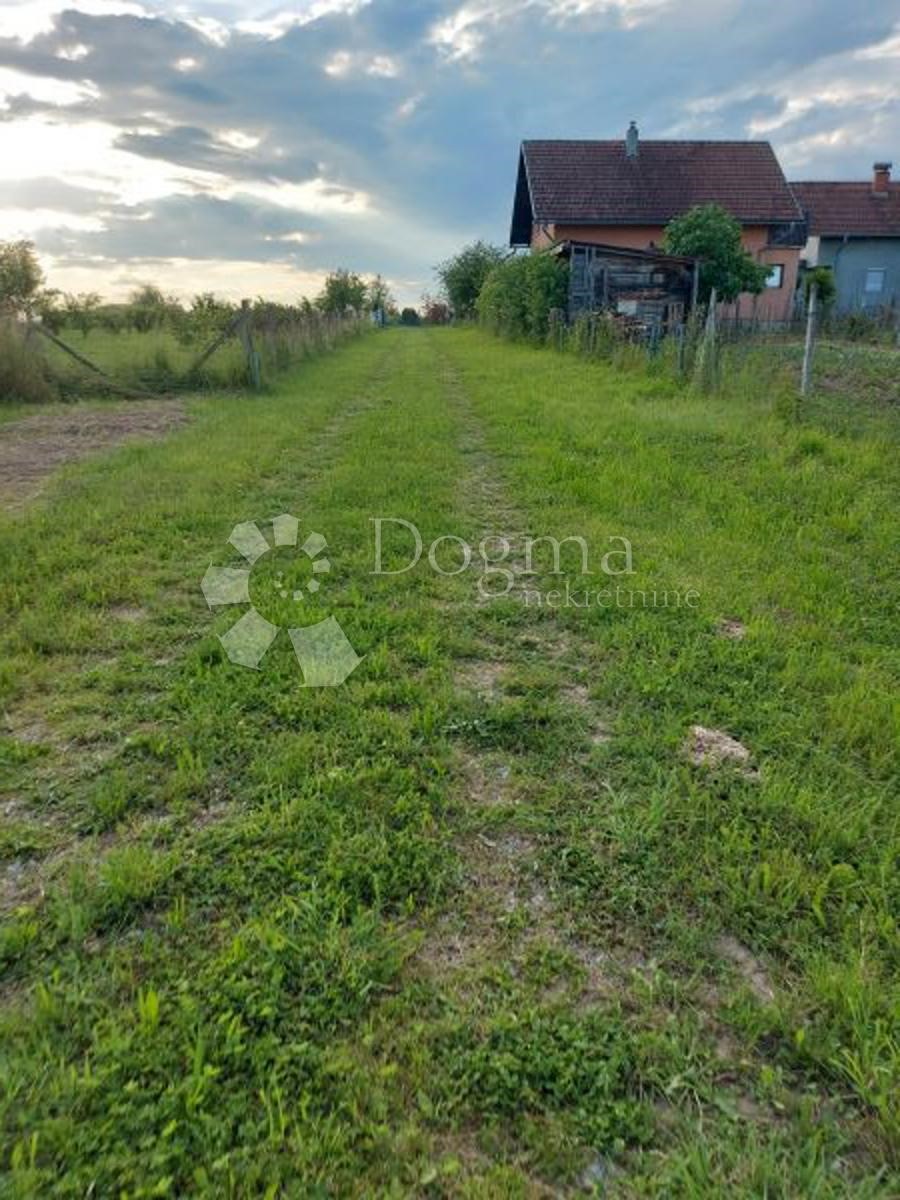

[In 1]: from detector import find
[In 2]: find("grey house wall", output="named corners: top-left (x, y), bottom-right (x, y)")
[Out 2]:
top-left (816, 237), bottom-right (900, 311)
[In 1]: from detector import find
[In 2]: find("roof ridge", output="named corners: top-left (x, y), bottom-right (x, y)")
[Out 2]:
top-left (522, 137), bottom-right (774, 146)
top-left (792, 179), bottom-right (899, 186)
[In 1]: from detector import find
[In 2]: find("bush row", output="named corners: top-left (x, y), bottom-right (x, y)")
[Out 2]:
top-left (476, 253), bottom-right (569, 342)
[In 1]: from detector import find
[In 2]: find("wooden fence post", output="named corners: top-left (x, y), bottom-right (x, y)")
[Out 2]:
top-left (800, 282), bottom-right (818, 397)
top-left (238, 299), bottom-right (261, 389)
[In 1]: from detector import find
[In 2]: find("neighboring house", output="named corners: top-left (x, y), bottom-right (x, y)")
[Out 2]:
top-left (510, 123), bottom-right (806, 320)
top-left (791, 165), bottom-right (900, 313)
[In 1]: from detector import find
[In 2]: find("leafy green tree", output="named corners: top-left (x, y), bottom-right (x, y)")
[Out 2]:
top-left (316, 269), bottom-right (368, 315)
top-left (187, 292), bottom-right (235, 342)
top-left (32, 288), bottom-right (64, 333)
top-left (436, 241), bottom-right (505, 319)
top-left (663, 204), bottom-right (768, 303)
top-left (0, 240), bottom-right (45, 314)
top-left (63, 292), bottom-right (102, 338)
top-left (399, 307), bottom-right (420, 326)
top-left (128, 284), bottom-right (171, 332)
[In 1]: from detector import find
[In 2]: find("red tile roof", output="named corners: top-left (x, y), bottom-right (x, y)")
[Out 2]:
top-left (520, 139), bottom-right (802, 226)
top-left (790, 181), bottom-right (900, 237)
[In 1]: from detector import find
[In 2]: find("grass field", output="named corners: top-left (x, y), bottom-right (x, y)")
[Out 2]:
top-left (1, 326), bottom-right (898, 1196)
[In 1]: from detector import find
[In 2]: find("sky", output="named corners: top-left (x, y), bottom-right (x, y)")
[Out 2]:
top-left (0, 0), bottom-right (898, 307)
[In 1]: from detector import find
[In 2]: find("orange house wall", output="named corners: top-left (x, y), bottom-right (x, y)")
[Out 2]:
top-left (533, 222), bottom-right (799, 321)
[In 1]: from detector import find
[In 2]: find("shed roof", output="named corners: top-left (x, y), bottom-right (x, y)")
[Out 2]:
top-left (790, 180), bottom-right (900, 237)
top-left (549, 239), bottom-right (696, 267)
top-left (511, 139), bottom-right (801, 243)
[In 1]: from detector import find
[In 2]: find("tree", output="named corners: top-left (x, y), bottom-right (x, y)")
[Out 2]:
top-left (0, 240), bottom-right (45, 314)
top-left (421, 294), bottom-right (450, 324)
top-left (366, 274), bottom-right (394, 315)
top-left (663, 204), bottom-right (769, 303)
top-left (63, 292), bottom-right (102, 338)
top-left (399, 307), bottom-right (420, 326)
top-left (316, 268), bottom-right (368, 315)
top-left (189, 292), bottom-right (235, 339)
top-left (32, 288), bottom-right (64, 333)
top-left (128, 284), bottom-right (170, 332)
top-left (436, 240), bottom-right (505, 319)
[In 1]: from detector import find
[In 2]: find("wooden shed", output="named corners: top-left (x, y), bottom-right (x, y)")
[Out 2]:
top-left (552, 240), bottom-right (698, 335)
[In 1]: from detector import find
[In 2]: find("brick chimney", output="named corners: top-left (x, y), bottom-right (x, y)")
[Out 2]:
top-left (625, 120), bottom-right (638, 159)
top-left (873, 161), bottom-right (892, 195)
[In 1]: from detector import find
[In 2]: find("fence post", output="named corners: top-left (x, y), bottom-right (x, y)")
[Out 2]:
top-left (238, 299), bottom-right (261, 389)
top-left (694, 286), bottom-right (718, 391)
top-left (800, 282), bottom-right (818, 397)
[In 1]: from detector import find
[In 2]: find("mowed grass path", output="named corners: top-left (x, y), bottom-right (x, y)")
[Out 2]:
top-left (0, 327), bottom-right (897, 1196)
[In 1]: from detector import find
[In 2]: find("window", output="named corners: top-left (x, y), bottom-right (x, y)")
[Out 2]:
top-left (765, 264), bottom-right (784, 289)
top-left (865, 268), bottom-right (886, 294)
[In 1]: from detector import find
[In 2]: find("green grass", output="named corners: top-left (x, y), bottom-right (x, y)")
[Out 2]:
top-left (0, 327), bottom-right (898, 1195)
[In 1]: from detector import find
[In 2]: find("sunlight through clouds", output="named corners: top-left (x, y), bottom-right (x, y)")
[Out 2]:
top-left (0, 1), bottom-right (895, 306)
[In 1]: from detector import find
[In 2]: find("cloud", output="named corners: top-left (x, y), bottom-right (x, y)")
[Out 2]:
top-left (428, 0), bottom-right (673, 62)
top-left (0, 1), bottom-right (896, 306)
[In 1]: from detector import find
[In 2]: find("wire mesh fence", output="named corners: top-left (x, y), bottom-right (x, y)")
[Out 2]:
top-left (7, 301), bottom-right (369, 403)
top-left (545, 293), bottom-right (899, 406)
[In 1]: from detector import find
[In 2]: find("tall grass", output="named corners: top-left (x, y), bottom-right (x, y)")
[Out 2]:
top-left (0, 321), bottom-right (57, 404)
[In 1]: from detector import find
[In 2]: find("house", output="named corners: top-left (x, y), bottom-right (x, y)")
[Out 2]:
top-left (791, 165), bottom-right (900, 313)
top-left (509, 123), bottom-right (806, 321)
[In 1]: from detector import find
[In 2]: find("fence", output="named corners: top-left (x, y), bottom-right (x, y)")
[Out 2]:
top-left (544, 284), bottom-right (900, 401)
top-left (17, 301), bottom-right (368, 402)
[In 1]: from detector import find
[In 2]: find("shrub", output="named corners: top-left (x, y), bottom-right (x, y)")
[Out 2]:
top-left (477, 252), bottom-right (569, 342)
top-left (803, 266), bottom-right (837, 312)
top-left (0, 321), bottom-right (57, 404)
top-left (400, 307), bottom-right (420, 326)
top-left (834, 310), bottom-right (889, 343)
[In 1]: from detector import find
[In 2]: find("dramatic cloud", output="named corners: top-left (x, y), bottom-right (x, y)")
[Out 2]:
top-left (0, 0), bottom-right (896, 304)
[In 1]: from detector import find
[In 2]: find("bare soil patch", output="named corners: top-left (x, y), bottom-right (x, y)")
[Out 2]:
top-left (686, 725), bottom-right (756, 775)
top-left (717, 618), bottom-right (747, 640)
top-left (715, 934), bottom-right (776, 1004)
top-left (561, 683), bottom-right (612, 745)
top-left (455, 659), bottom-right (506, 700)
top-left (459, 752), bottom-right (513, 807)
top-left (0, 401), bottom-right (187, 509)
top-left (110, 604), bottom-right (148, 623)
